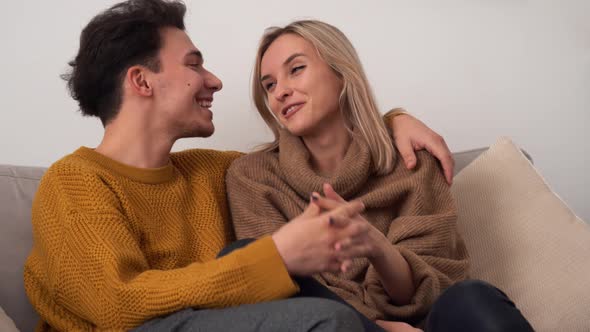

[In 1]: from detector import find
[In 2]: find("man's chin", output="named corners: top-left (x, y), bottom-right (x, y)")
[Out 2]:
top-left (195, 125), bottom-right (215, 138)
top-left (179, 124), bottom-right (215, 139)
top-left (199, 128), bottom-right (215, 138)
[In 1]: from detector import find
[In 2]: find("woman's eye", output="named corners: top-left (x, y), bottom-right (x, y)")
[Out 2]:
top-left (265, 82), bottom-right (276, 91)
top-left (291, 65), bottom-right (305, 74)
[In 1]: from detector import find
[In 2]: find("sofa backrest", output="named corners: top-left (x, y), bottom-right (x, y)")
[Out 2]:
top-left (0, 148), bottom-right (498, 331)
top-left (1, 165), bottom-right (45, 332)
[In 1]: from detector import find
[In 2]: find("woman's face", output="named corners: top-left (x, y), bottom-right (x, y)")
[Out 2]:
top-left (260, 33), bottom-right (343, 137)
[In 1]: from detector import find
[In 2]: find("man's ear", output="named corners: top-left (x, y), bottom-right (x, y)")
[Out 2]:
top-left (126, 65), bottom-right (153, 97)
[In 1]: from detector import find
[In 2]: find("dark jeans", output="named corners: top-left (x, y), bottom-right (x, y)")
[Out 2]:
top-left (425, 279), bottom-right (534, 332)
top-left (221, 239), bottom-right (535, 332)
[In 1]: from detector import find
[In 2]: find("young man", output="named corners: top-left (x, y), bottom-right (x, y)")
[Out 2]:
top-left (24, 0), bottom-right (456, 331)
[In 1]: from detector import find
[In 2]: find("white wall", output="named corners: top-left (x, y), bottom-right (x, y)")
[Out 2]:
top-left (1, 1), bottom-right (588, 221)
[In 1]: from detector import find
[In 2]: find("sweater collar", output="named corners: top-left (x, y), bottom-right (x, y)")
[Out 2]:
top-left (278, 129), bottom-right (373, 199)
top-left (75, 147), bottom-right (176, 184)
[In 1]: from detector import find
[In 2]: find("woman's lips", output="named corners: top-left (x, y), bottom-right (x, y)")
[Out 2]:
top-left (282, 103), bottom-right (305, 119)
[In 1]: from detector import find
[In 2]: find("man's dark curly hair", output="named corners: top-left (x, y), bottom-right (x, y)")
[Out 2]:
top-left (63, 0), bottom-right (186, 126)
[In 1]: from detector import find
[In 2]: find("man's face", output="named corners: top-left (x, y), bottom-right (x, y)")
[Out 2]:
top-left (150, 27), bottom-right (222, 139)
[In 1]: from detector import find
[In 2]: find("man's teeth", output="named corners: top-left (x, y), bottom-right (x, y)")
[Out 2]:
top-left (198, 100), bottom-right (212, 108)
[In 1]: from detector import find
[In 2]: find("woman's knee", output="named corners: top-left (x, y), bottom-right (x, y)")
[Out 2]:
top-left (427, 280), bottom-right (533, 332)
top-left (430, 279), bottom-right (511, 319)
top-left (217, 238), bottom-right (256, 258)
top-left (437, 279), bottom-right (503, 306)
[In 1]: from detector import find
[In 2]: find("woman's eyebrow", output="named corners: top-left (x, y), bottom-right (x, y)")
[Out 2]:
top-left (260, 53), bottom-right (306, 81)
top-left (283, 52), bottom-right (305, 66)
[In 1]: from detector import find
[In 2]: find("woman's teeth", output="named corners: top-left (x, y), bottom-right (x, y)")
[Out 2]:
top-left (285, 105), bottom-right (297, 115)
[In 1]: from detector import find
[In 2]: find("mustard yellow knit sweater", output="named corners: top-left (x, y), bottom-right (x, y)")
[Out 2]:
top-left (24, 147), bottom-right (298, 331)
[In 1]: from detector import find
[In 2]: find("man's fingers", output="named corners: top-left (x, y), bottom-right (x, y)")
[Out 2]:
top-left (321, 258), bottom-right (343, 273)
top-left (334, 237), bottom-right (353, 251)
top-left (395, 136), bottom-right (418, 169)
top-left (335, 242), bottom-right (372, 260)
top-left (334, 237), bottom-right (367, 258)
top-left (425, 135), bottom-right (455, 185)
top-left (437, 136), bottom-right (455, 185)
top-left (442, 158), bottom-right (454, 185)
top-left (338, 220), bottom-right (369, 239)
top-left (340, 259), bottom-right (353, 273)
top-left (325, 213), bottom-right (351, 228)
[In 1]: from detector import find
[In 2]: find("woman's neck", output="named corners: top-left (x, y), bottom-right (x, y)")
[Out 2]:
top-left (301, 116), bottom-right (352, 176)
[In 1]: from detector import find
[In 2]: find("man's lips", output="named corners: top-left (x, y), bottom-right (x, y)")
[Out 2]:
top-left (196, 97), bottom-right (213, 108)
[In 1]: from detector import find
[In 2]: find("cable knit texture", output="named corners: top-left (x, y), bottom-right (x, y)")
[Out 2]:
top-left (24, 147), bottom-right (298, 331)
top-left (226, 130), bottom-right (469, 323)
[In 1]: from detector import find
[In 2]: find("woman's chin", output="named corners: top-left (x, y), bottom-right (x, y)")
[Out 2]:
top-left (284, 123), bottom-right (316, 137)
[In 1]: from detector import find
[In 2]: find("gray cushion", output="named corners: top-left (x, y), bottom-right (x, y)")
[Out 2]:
top-left (0, 306), bottom-right (19, 332)
top-left (0, 165), bottom-right (45, 332)
top-left (453, 148), bottom-right (487, 176)
top-left (453, 147), bottom-right (532, 176)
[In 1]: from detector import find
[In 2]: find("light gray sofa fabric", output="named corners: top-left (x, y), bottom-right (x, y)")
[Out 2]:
top-left (0, 148), bottom-right (490, 331)
top-left (1, 165), bottom-right (46, 332)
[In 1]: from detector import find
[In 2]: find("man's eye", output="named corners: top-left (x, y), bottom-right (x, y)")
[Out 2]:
top-left (291, 65), bottom-right (305, 74)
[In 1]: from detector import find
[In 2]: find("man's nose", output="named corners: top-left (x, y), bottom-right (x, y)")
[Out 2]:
top-left (205, 70), bottom-right (222, 91)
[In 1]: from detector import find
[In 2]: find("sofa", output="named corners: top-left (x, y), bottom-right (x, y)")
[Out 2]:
top-left (1, 138), bottom-right (588, 331)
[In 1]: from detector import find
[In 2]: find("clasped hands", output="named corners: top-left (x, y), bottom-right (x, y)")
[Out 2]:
top-left (272, 183), bottom-right (387, 276)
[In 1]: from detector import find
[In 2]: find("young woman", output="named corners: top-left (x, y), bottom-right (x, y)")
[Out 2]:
top-left (226, 20), bottom-right (533, 332)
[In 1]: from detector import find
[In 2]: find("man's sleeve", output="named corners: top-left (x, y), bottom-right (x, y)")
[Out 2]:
top-left (25, 168), bottom-right (298, 330)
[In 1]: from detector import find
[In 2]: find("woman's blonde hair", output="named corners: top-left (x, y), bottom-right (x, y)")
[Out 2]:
top-left (252, 20), bottom-right (395, 175)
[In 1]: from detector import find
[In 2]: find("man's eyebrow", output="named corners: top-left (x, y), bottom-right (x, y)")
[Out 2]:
top-left (185, 50), bottom-right (203, 62)
top-left (260, 53), bottom-right (306, 82)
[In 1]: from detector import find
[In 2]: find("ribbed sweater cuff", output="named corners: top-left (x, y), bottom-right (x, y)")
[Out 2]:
top-left (234, 236), bottom-right (299, 302)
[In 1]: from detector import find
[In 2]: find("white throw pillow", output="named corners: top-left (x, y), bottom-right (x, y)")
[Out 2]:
top-left (451, 137), bottom-right (590, 331)
top-left (0, 306), bottom-right (19, 332)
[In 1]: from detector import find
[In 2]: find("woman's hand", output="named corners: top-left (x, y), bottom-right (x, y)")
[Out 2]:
top-left (311, 185), bottom-right (385, 267)
top-left (272, 198), bottom-right (370, 276)
top-left (386, 112), bottom-right (454, 185)
top-left (313, 183), bottom-right (416, 304)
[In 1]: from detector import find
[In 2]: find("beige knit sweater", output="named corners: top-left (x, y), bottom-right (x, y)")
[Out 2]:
top-left (226, 130), bottom-right (469, 323)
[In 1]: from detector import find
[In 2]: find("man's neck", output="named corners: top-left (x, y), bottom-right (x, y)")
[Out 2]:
top-left (95, 110), bottom-right (175, 169)
top-left (302, 116), bottom-right (352, 176)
